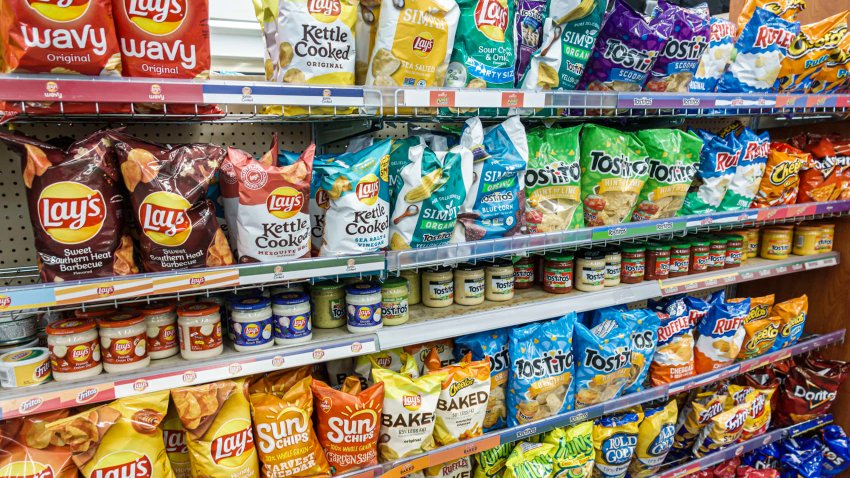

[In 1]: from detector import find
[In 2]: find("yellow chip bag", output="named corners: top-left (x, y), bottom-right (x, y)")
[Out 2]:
top-left (48, 390), bottom-right (175, 478)
top-left (737, 0), bottom-right (806, 31)
top-left (629, 400), bottom-right (678, 478)
top-left (692, 402), bottom-right (750, 457)
top-left (593, 407), bottom-right (642, 478)
top-left (811, 35), bottom-right (850, 93)
top-left (775, 12), bottom-right (850, 93)
top-left (503, 442), bottom-right (556, 478)
top-left (425, 350), bottom-right (491, 446)
top-left (356, 349), bottom-right (420, 384)
top-left (670, 391), bottom-right (727, 458)
top-left (727, 385), bottom-right (775, 441)
top-left (543, 422), bottom-right (594, 478)
top-left (171, 378), bottom-right (260, 478)
top-left (425, 456), bottom-right (474, 477)
top-left (162, 401), bottom-right (190, 478)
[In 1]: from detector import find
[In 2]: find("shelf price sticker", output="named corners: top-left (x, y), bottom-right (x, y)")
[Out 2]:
top-left (54, 277), bottom-right (153, 306)
top-left (805, 256), bottom-right (838, 270)
top-left (152, 268), bottom-right (240, 294)
top-left (383, 455), bottom-right (430, 478)
top-left (0, 288), bottom-right (56, 313)
top-left (427, 435), bottom-right (501, 469)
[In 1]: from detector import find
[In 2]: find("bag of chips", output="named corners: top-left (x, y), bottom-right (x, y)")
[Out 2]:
top-left (0, 410), bottom-right (76, 478)
top-left (649, 296), bottom-right (699, 386)
top-left (474, 443), bottom-right (513, 478)
top-left (810, 36), bottom-right (850, 93)
top-left (632, 129), bottom-right (702, 221)
top-left (768, 294), bottom-right (807, 352)
top-left (781, 437), bottom-right (825, 478)
top-left (426, 457), bottom-right (474, 478)
top-left (508, 313), bottom-right (576, 427)
top-left (741, 442), bottom-right (780, 469)
top-left (822, 425), bottom-right (850, 477)
top-left (405, 339), bottom-right (456, 374)
top-left (720, 128), bottom-right (770, 211)
top-left (504, 442), bottom-right (555, 478)
top-left (736, 0), bottom-right (805, 32)
top-left (645, 1), bottom-right (710, 92)
top-left (514, 0), bottom-right (546, 85)
top-left (694, 291), bottom-right (749, 373)
top-left (445, 0), bottom-right (515, 93)
top-left (575, 311), bottom-right (632, 408)
top-left (543, 422), bottom-right (594, 478)
top-left (579, 124), bottom-right (651, 226)
top-left (729, 384), bottom-right (774, 441)
top-left (629, 400), bottom-right (678, 478)
top-left (752, 142), bottom-right (811, 208)
top-left (691, 18), bottom-right (737, 93)
top-left (777, 354), bottom-right (850, 425)
top-left (593, 407), bottom-right (642, 478)
top-left (309, 154), bottom-right (338, 256)
top-left (354, 349), bottom-right (418, 385)
top-left (524, 126), bottom-right (584, 233)
top-left (692, 402), bottom-right (750, 457)
top-left (670, 390), bottom-right (728, 460)
top-left (454, 329), bottom-right (510, 432)
top-left (162, 402), bottom-right (190, 478)
top-left (732, 294), bottom-right (779, 359)
top-left (795, 134), bottom-right (850, 203)
top-left (373, 366), bottom-right (446, 461)
top-left (717, 8), bottom-right (801, 93)
top-left (425, 349), bottom-right (491, 445)
top-left (680, 129), bottom-right (739, 215)
top-left (48, 391), bottom-right (175, 478)
top-left (624, 309), bottom-right (660, 394)
top-left (774, 12), bottom-right (850, 93)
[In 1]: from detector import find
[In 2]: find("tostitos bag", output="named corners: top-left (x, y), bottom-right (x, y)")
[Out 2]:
top-left (575, 311), bottom-right (632, 408)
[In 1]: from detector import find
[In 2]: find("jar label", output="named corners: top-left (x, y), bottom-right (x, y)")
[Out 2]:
top-left (347, 302), bottom-right (381, 329)
top-left (463, 278), bottom-right (485, 299)
top-left (543, 267), bottom-right (573, 289)
top-left (581, 267), bottom-right (605, 286)
top-left (726, 250), bottom-right (743, 263)
top-left (670, 257), bottom-right (689, 273)
top-left (274, 312), bottom-right (311, 340)
top-left (233, 317), bottom-right (274, 346)
top-left (622, 260), bottom-right (645, 277)
top-left (49, 338), bottom-right (100, 373)
top-left (767, 243), bottom-right (790, 255)
top-left (489, 274), bottom-right (514, 296)
top-left (101, 332), bottom-right (147, 365)
top-left (382, 298), bottom-right (409, 323)
top-left (653, 260), bottom-right (669, 276)
top-left (604, 263), bottom-right (621, 280)
top-left (428, 279), bottom-right (454, 301)
top-left (148, 323), bottom-right (178, 353)
top-left (514, 267), bottom-right (534, 284)
top-left (184, 322), bottom-right (223, 352)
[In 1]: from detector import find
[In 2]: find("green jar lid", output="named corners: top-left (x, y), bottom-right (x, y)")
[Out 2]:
top-left (312, 281), bottom-right (345, 292)
top-left (689, 239), bottom-right (710, 247)
top-left (722, 234), bottom-right (744, 242)
top-left (670, 241), bottom-right (691, 249)
top-left (546, 253), bottom-right (575, 262)
top-left (382, 277), bottom-right (408, 290)
top-left (645, 242), bottom-right (672, 251)
top-left (622, 245), bottom-right (646, 253)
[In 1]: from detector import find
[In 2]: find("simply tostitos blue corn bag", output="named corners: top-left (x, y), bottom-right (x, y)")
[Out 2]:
top-left (454, 329), bottom-right (511, 431)
top-left (592, 407), bottom-right (643, 478)
top-left (574, 312), bottom-right (632, 409)
top-left (508, 313), bottom-right (576, 427)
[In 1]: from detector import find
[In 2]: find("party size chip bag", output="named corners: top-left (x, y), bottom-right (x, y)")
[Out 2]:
top-left (593, 408), bottom-right (642, 478)
top-left (524, 126), bottom-right (584, 233)
top-left (544, 422), bottom-right (595, 478)
top-left (694, 291), bottom-right (749, 373)
top-left (632, 129), bottom-right (702, 221)
top-left (774, 12), bottom-right (850, 93)
top-left (644, 0), bottom-right (710, 92)
top-left (768, 294), bottom-right (808, 352)
top-left (454, 329), bottom-right (510, 431)
top-left (508, 313), bottom-right (576, 427)
top-left (719, 128), bottom-right (770, 211)
top-left (628, 400), bottom-right (678, 478)
top-left (426, 350), bottom-right (491, 446)
top-left (680, 129), bottom-right (739, 215)
top-left (691, 18), bottom-right (738, 92)
top-left (445, 0), bottom-right (515, 95)
top-left (574, 311), bottom-right (632, 408)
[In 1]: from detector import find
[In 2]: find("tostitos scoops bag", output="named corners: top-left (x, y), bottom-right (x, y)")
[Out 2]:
top-left (645, 0), bottom-right (709, 93)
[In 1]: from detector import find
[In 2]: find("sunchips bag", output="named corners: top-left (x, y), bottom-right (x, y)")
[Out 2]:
top-left (0, 410), bottom-right (76, 478)
top-left (389, 142), bottom-right (474, 250)
top-left (312, 377), bottom-right (384, 474)
top-left (508, 313), bottom-right (576, 427)
top-left (454, 329), bottom-right (510, 432)
top-left (645, 1), bottom-right (710, 93)
top-left (751, 142), bottom-right (811, 208)
top-left (544, 422), bottom-right (595, 478)
top-left (162, 403), bottom-right (190, 478)
top-left (694, 291), bottom-right (749, 373)
top-left (680, 129), bottom-right (739, 215)
top-left (774, 12), bottom-right (850, 93)
top-left (574, 313), bottom-right (632, 408)
top-left (632, 129), bottom-right (702, 221)
top-left (628, 400), bottom-right (678, 478)
top-left (524, 126), bottom-right (584, 233)
top-left (320, 139), bottom-right (391, 255)
top-left (426, 350), bottom-right (491, 445)
top-left (736, 0), bottom-right (805, 32)
top-left (503, 442), bottom-right (555, 478)
top-left (48, 391), bottom-right (175, 478)
top-left (768, 295), bottom-right (808, 352)
top-left (445, 0), bottom-right (516, 91)
top-left (0, 130), bottom-right (138, 282)
top-left (579, 124), bottom-right (650, 226)
top-left (691, 18), bottom-right (737, 93)
top-left (593, 408), bottom-right (642, 478)
top-left (719, 128), bottom-right (770, 211)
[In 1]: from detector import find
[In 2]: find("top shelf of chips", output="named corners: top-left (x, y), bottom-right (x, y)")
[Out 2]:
top-left (1, 76), bottom-right (850, 122)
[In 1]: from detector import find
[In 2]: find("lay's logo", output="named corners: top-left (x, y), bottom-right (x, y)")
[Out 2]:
top-left (0, 462), bottom-right (55, 478)
top-left (308, 0), bottom-right (341, 19)
top-left (26, 0), bottom-right (90, 22)
top-left (413, 34), bottom-right (434, 57)
top-left (0, 296), bottom-right (11, 309)
top-left (474, 0), bottom-right (508, 42)
top-left (139, 191), bottom-right (191, 246)
top-left (266, 187), bottom-right (304, 220)
top-left (210, 425), bottom-right (255, 465)
top-left (356, 174), bottom-right (380, 206)
top-left (38, 182), bottom-right (106, 245)
top-left (164, 429), bottom-right (188, 454)
top-left (315, 188), bottom-right (330, 210)
top-left (124, 0), bottom-right (187, 36)
top-left (91, 454), bottom-right (151, 478)
top-left (402, 394), bottom-right (421, 410)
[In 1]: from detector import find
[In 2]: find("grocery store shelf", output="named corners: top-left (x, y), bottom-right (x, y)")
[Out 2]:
top-left (0, 327), bottom-right (377, 420)
top-left (338, 331), bottom-right (845, 478)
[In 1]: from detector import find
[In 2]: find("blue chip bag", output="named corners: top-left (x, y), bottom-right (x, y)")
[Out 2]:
top-left (781, 436), bottom-right (825, 478)
top-left (680, 129), bottom-right (740, 215)
top-left (575, 311), bottom-right (632, 409)
top-left (822, 425), bottom-right (850, 476)
top-left (741, 442), bottom-right (780, 469)
top-left (593, 407), bottom-right (643, 478)
top-left (590, 307), bottom-right (659, 395)
top-left (694, 290), bottom-right (749, 373)
top-left (648, 296), bottom-right (700, 386)
top-left (691, 18), bottom-right (737, 92)
top-left (717, 7), bottom-right (801, 93)
top-left (454, 329), bottom-right (510, 431)
top-left (769, 295), bottom-right (808, 352)
top-left (508, 313), bottom-right (576, 427)
top-left (719, 128), bottom-right (770, 211)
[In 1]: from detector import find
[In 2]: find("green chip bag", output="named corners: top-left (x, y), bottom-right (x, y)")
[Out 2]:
top-left (579, 125), bottom-right (650, 227)
top-left (631, 129), bottom-right (703, 222)
top-left (504, 442), bottom-right (556, 478)
top-left (525, 126), bottom-right (584, 234)
top-left (474, 443), bottom-right (513, 478)
top-left (544, 422), bottom-right (595, 478)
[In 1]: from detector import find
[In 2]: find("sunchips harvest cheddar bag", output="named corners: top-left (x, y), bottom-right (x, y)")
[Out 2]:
top-left (543, 422), bottom-right (595, 477)
top-left (628, 400), bottom-right (677, 478)
top-left (632, 129), bottom-right (702, 221)
top-left (593, 408), bottom-right (642, 478)
top-left (768, 294), bottom-right (808, 352)
top-left (171, 379), bottom-right (259, 478)
top-left (445, 0), bottom-right (515, 91)
top-left (524, 126), bottom-right (584, 233)
top-left (0, 130), bottom-right (138, 282)
top-left (48, 391), bottom-right (175, 478)
top-left (454, 329), bottom-right (510, 432)
top-left (774, 12), bottom-right (850, 93)
top-left (312, 377), bottom-right (384, 474)
top-left (162, 403), bottom-right (190, 478)
top-left (0, 410), bottom-right (76, 478)
top-left (425, 349), bottom-right (491, 446)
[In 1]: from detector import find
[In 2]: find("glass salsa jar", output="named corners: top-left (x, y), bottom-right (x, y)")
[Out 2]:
top-left (707, 236), bottom-right (728, 271)
top-left (689, 239), bottom-right (710, 274)
top-left (723, 234), bottom-right (744, 268)
top-left (603, 248), bottom-right (621, 287)
top-left (668, 242), bottom-right (691, 278)
top-left (575, 250), bottom-right (606, 292)
top-left (543, 254), bottom-right (574, 294)
top-left (621, 246), bottom-right (646, 284)
top-left (644, 243), bottom-right (671, 281)
top-left (513, 256), bottom-right (535, 289)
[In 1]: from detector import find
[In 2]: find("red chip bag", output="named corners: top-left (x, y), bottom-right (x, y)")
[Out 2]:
top-left (776, 353), bottom-right (850, 426)
top-left (795, 134), bottom-right (850, 203)
top-left (736, 466), bottom-right (778, 478)
top-left (110, 132), bottom-right (233, 272)
top-left (0, 130), bottom-right (139, 282)
top-left (0, 409), bottom-right (77, 478)
top-left (751, 142), bottom-right (811, 208)
top-left (713, 456), bottom-right (741, 477)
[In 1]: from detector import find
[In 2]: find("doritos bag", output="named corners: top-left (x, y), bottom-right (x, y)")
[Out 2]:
top-left (48, 391), bottom-right (176, 478)
top-left (543, 422), bottom-right (594, 478)
top-left (694, 291), bottom-right (749, 373)
top-left (425, 349), bottom-right (491, 445)
top-left (670, 390), bottom-right (727, 460)
top-left (0, 410), bottom-right (76, 478)
top-left (503, 442), bottom-right (555, 478)
top-left (593, 408), bottom-right (642, 478)
top-left (574, 311), bottom-right (632, 408)
top-left (649, 296), bottom-right (699, 386)
top-left (774, 12), bottom-right (850, 93)
top-left (777, 354), bottom-right (850, 425)
top-left (0, 130), bottom-right (138, 282)
top-left (768, 294), bottom-right (807, 352)
top-left (751, 142), bottom-right (811, 208)
top-left (720, 128), bottom-right (770, 211)
top-left (822, 425), bottom-right (850, 477)
top-left (312, 377), bottom-right (383, 474)
top-left (454, 329), bottom-right (510, 432)
top-left (110, 132), bottom-right (233, 271)
top-left (162, 402), bottom-right (190, 478)
top-left (629, 400), bottom-right (678, 478)
top-left (736, 0), bottom-right (805, 31)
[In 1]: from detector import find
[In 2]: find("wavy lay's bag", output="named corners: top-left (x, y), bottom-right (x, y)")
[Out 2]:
top-left (692, 402), bottom-right (750, 457)
top-left (425, 349), bottom-right (491, 445)
top-left (632, 129), bottom-right (702, 221)
top-left (473, 443), bottom-right (513, 478)
top-left (691, 18), bottom-right (737, 93)
top-left (544, 422), bottom-right (595, 478)
top-left (592, 408), bottom-right (642, 478)
top-left (736, 0), bottom-right (806, 32)
top-left (503, 442), bottom-right (555, 478)
top-left (574, 312), bottom-right (632, 409)
top-left (0, 410), bottom-right (76, 478)
top-left (669, 390), bottom-right (728, 460)
top-left (162, 403), bottom-right (190, 478)
top-left (774, 12), bottom-right (850, 93)
top-left (454, 329), bottom-right (510, 432)
top-left (48, 391), bottom-right (176, 478)
top-left (694, 291), bottom-right (749, 373)
top-left (312, 377), bottom-right (383, 474)
top-left (768, 294), bottom-right (808, 352)
top-left (720, 128), bottom-right (770, 211)
top-left (751, 142), bottom-right (811, 208)
top-left (628, 400), bottom-right (678, 478)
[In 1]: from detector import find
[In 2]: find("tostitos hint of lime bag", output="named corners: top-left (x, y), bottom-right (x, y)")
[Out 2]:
top-left (524, 126), bottom-right (584, 234)
top-left (544, 422), bottom-right (595, 477)
top-left (632, 129), bottom-right (702, 221)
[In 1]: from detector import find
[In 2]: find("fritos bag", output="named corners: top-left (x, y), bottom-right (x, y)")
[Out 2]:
top-left (425, 349), bottom-right (491, 445)
top-left (111, 132), bottom-right (233, 271)
top-left (632, 129), bottom-right (702, 221)
top-left (543, 422), bottom-right (594, 478)
top-left (694, 291), bottom-right (749, 373)
top-left (48, 391), bottom-right (175, 478)
top-left (774, 12), bottom-right (850, 93)
top-left (0, 410), bottom-right (76, 478)
top-left (454, 329), bottom-right (510, 432)
top-left (692, 402), bottom-right (750, 457)
top-left (629, 400), bottom-right (677, 478)
top-left (752, 142), bottom-right (811, 207)
top-left (312, 377), bottom-right (384, 474)
top-left (728, 384), bottom-right (774, 441)
top-left (524, 126), bottom-right (584, 233)
top-left (249, 368), bottom-right (329, 477)
top-left (172, 379), bottom-right (259, 478)
top-left (736, 0), bottom-right (805, 31)
top-left (720, 128), bottom-right (770, 211)
top-left (669, 390), bottom-right (728, 460)
top-left (162, 403), bottom-right (190, 478)
top-left (0, 130), bottom-right (138, 282)
top-left (768, 294), bottom-right (807, 352)
top-left (593, 408), bottom-right (642, 478)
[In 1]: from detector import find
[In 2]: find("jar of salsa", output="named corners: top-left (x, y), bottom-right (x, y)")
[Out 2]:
top-left (513, 256), bottom-right (535, 289)
top-left (621, 246), bottom-right (646, 284)
top-left (723, 234), bottom-right (744, 268)
top-left (543, 254), bottom-right (574, 294)
top-left (645, 243), bottom-right (671, 281)
top-left (689, 239), bottom-right (710, 274)
top-left (707, 236), bottom-right (728, 271)
top-left (668, 242), bottom-right (691, 278)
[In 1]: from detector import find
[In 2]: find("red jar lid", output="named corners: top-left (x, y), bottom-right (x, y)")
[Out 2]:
top-left (46, 318), bottom-right (97, 336)
top-left (177, 302), bottom-right (220, 317)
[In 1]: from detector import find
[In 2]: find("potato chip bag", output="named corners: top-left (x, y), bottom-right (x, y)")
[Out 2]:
top-left (752, 142), bottom-right (811, 208)
top-left (454, 329), bottom-right (510, 432)
top-left (426, 456), bottom-right (474, 478)
top-left (354, 0), bottom-right (379, 85)
top-left (473, 443), bottom-right (513, 478)
top-left (425, 350), bottom-right (490, 446)
top-left (544, 422), bottom-right (595, 478)
top-left (508, 313), bottom-right (576, 427)
top-left (792, 133), bottom-right (850, 203)
top-left (162, 403), bottom-right (190, 478)
top-left (574, 312), bottom-right (632, 408)
top-left (728, 384), bottom-right (774, 441)
top-left (373, 367), bottom-right (446, 461)
top-left (312, 377), bottom-right (383, 474)
top-left (774, 12), bottom-right (850, 93)
top-left (48, 391), bottom-right (175, 478)
top-left (737, 0), bottom-right (805, 32)
top-left (592, 408), bottom-right (642, 478)
top-left (694, 291), bottom-right (749, 373)
top-left (445, 0), bottom-right (515, 91)
top-left (503, 442), bottom-right (556, 478)
top-left (649, 296), bottom-right (701, 386)
top-left (692, 402), bottom-right (750, 457)
top-left (579, 125), bottom-right (650, 226)
top-left (645, 1), bottom-right (710, 93)
top-left (251, 0), bottom-right (280, 81)
top-left (691, 18), bottom-right (737, 93)
top-left (356, 349), bottom-right (420, 385)
top-left (632, 129), bottom-right (702, 221)
top-left (720, 128), bottom-right (770, 211)
top-left (405, 339), bottom-right (455, 374)
top-left (0, 410), bottom-right (76, 478)
top-left (768, 294), bottom-right (807, 352)
top-left (669, 391), bottom-right (727, 460)
top-left (680, 129), bottom-right (739, 215)
top-left (524, 126), bottom-right (584, 233)
top-left (628, 400), bottom-right (677, 478)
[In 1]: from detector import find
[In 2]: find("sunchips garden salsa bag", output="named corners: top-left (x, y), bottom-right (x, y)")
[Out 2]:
top-left (632, 129), bottom-right (702, 221)
top-left (524, 126), bottom-right (584, 233)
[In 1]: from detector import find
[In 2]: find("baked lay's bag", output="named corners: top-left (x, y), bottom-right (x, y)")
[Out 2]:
top-left (425, 456), bottom-right (474, 478)
top-left (574, 311), bottom-right (632, 408)
top-left (632, 129), bottom-right (702, 221)
top-left (355, 349), bottom-right (420, 385)
top-left (768, 294), bottom-right (807, 352)
top-left (694, 291), bottom-right (749, 373)
top-left (692, 402), bottom-right (750, 457)
top-left (405, 339), bottom-right (455, 374)
top-left (751, 142), bottom-right (811, 207)
top-left (774, 12), bottom-right (850, 93)
top-left (649, 296), bottom-right (699, 386)
top-left (720, 128), bottom-right (770, 211)
top-left (312, 377), bottom-right (384, 474)
top-left (373, 366), bottom-right (446, 461)
top-left (691, 18), bottom-right (737, 93)
top-left (543, 422), bottom-right (594, 478)
top-left (628, 400), bottom-right (677, 478)
top-left (473, 443), bottom-right (512, 478)
top-left (680, 129), bottom-right (739, 215)
top-left (425, 349), bottom-right (491, 445)
top-left (48, 391), bottom-right (175, 478)
top-left (736, 0), bottom-right (805, 32)
top-left (454, 329), bottom-right (510, 432)
top-left (508, 313), bottom-right (576, 427)
top-left (645, 0), bottom-right (710, 93)
top-left (503, 442), bottom-right (555, 478)
top-left (162, 403), bottom-right (190, 478)
top-left (523, 126), bottom-right (584, 234)
top-left (669, 390), bottom-right (728, 459)
top-left (592, 408), bottom-right (642, 478)
top-left (0, 410), bottom-right (76, 478)
top-left (445, 0), bottom-right (515, 92)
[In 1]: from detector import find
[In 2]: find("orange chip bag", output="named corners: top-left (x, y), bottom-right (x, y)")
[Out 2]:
top-left (312, 376), bottom-right (384, 474)
top-left (732, 294), bottom-right (778, 360)
top-left (249, 367), bottom-right (330, 477)
top-left (425, 349), bottom-right (491, 446)
top-left (162, 401), bottom-right (190, 478)
top-left (47, 390), bottom-right (174, 478)
top-left (775, 12), bottom-right (850, 93)
top-left (811, 37), bottom-right (850, 93)
top-left (171, 378), bottom-right (260, 478)
top-left (751, 142), bottom-right (811, 208)
top-left (0, 410), bottom-right (76, 478)
top-left (769, 295), bottom-right (808, 352)
top-left (743, 294), bottom-right (775, 323)
top-left (737, 0), bottom-right (806, 32)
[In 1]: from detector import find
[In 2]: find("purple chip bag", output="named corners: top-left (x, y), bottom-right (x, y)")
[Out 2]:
top-left (578, 0), bottom-right (671, 92)
top-left (645, 1), bottom-right (710, 92)
top-left (514, 0), bottom-right (547, 86)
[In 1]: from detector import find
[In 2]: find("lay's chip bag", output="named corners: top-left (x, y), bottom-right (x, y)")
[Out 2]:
top-left (162, 402), bottom-right (190, 478)
top-left (775, 12), bottom-right (850, 93)
top-left (628, 400), bottom-right (678, 478)
top-left (544, 422), bottom-right (595, 478)
top-left (575, 311), bottom-right (632, 408)
top-left (508, 313), bottom-right (576, 427)
top-left (503, 442), bottom-right (555, 478)
top-left (736, 0), bottom-right (806, 32)
top-left (592, 408), bottom-right (642, 478)
top-left (426, 349), bottom-right (491, 445)
top-left (768, 294), bottom-right (808, 352)
top-left (669, 390), bottom-right (728, 460)
top-left (355, 348), bottom-right (418, 385)
top-left (0, 410), bottom-right (76, 478)
top-left (48, 390), bottom-right (176, 478)
top-left (454, 329), bottom-right (510, 431)
top-left (694, 290), bottom-right (749, 373)
top-left (445, 0), bottom-right (516, 93)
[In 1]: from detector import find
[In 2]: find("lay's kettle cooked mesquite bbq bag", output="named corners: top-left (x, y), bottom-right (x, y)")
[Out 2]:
top-left (752, 142), bottom-right (811, 208)
top-left (690, 18), bottom-right (737, 93)
top-left (524, 126), bottom-right (584, 233)
top-left (679, 129), bottom-right (739, 215)
top-left (0, 410), bottom-right (76, 478)
top-left (425, 349), bottom-right (491, 446)
top-left (544, 422), bottom-right (595, 478)
top-left (737, 0), bottom-right (805, 32)
top-left (632, 129), bottom-right (702, 221)
top-left (454, 329), bottom-right (510, 432)
top-left (48, 391), bottom-right (175, 478)
top-left (0, 130), bottom-right (138, 282)
top-left (774, 12), bottom-right (850, 93)
top-left (628, 400), bottom-right (677, 478)
top-left (719, 128), bottom-right (770, 211)
top-left (593, 407), bottom-right (642, 478)
top-left (574, 312), bottom-right (632, 409)
top-left (503, 442), bottom-right (555, 478)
